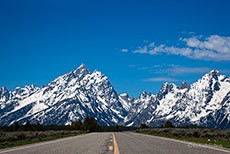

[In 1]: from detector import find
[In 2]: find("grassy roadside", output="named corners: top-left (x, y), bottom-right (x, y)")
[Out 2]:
top-left (136, 128), bottom-right (230, 149)
top-left (0, 131), bottom-right (84, 149)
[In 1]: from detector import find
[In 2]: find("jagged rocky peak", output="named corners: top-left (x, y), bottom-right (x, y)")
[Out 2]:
top-left (92, 69), bottom-right (102, 75)
top-left (119, 93), bottom-right (134, 103)
top-left (139, 91), bottom-right (148, 99)
top-left (159, 82), bottom-right (176, 93)
top-left (157, 82), bottom-right (177, 99)
top-left (191, 69), bottom-right (223, 89)
top-left (12, 86), bottom-right (23, 95)
top-left (73, 63), bottom-right (90, 79)
top-left (25, 84), bottom-right (39, 91)
top-left (0, 86), bottom-right (10, 100)
top-left (179, 82), bottom-right (188, 89)
top-left (12, 84), bottom-right (39, 97)
top-left (120, 93), bottom-right (129, 100)
top-left (0, 86), bottom-right (8, 94)
top-left (202, 69), bottom-right (221, 80)
top-left (209, 69), bottom-right (220, 75)
top-left (50, 64), bottom-right (91, 85)
top-left (74, 63), bottom-right (90, 73)
top-left (79, 63), bottom-right (86, 69)
top-left (90, 69), bottom-right (108, 83)
top-left (128, 96), bottom-right (134, 102)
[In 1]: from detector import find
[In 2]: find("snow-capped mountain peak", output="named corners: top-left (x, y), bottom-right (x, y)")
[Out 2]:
top-left (0, 64), bottom-right (128, 126)
top-left (0, 86), bottom-right (10, 103)
top-left (12, 84), bottom-right (39, 98)
top-left (124, 70), bottom-right (230, 129)
top-left (0, 86), bottom-right (9, 96)
top-left (1, 67), bottom-right (230, 129)
top-left (73, 63), bottom-right (90, 78)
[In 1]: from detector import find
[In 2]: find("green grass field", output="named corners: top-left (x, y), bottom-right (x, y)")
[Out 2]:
top-left (137, 128), bottom-right (230, 149)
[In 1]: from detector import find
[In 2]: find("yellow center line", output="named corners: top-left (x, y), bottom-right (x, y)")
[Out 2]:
top-left (112, 133), bottom-right (120, 154)
top-left (108, 146), bottom-right (113, 151)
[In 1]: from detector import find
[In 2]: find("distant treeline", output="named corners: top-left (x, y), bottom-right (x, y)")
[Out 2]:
top-left (0, 116), bottom-right (101, 132)
top-left (0, 119), bottom-right (207, 132)
top-left (139, 120), bottom-right (211, 129)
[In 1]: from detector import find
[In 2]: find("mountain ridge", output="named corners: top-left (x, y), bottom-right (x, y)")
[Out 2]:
top-left (1, 64), bottom-right (230, 129)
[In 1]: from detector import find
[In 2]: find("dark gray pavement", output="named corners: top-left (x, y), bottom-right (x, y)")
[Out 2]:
top-left (0, 133), bottom-right (113, 154)
top-left (114, 132), bottom-right (230, 154)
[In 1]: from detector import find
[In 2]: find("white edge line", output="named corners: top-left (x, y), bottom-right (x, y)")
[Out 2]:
top-left (134, 132), bottom-right (230, 154)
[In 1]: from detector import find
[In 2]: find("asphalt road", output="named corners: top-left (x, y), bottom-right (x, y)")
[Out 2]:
top-left (0, 133), bottom-right (113, 154)
top-left (115, 132), bottom-right (230, 154)
top-left (0, 132), bottom-right (230, 154)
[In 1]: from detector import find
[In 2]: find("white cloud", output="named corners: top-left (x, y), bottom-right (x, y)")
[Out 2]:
top-left (133, 46), bottom-right (148, 54)
top-left (149, 44), bottom-right (166, 55)
top-left (121, 49), bottom-right (128, 52)
top-left (184, 37), bottom-right (200, 47)
top-left (148, 42), bottom-right (155, 47)
top-left (129, 35), bottom-right (230, 61)
top-left (144, 77), bottom-right (178, 82)
top-left (184, 35), bottom-right (230, 54)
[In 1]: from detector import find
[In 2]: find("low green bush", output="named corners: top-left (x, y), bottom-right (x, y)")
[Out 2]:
top-left (0, 130), bottom-right (82, 148)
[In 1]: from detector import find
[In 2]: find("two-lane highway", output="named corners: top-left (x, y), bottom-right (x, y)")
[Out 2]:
top-left (0, 132), bottom-right (230, 154)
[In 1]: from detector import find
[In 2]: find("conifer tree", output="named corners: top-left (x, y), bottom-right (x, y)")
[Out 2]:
top-left (164, 120), bottom-right (174, 128)
top-left (24, 120), bottom-right (33, 131)
top-left (76, 119), bottom-right (83, 130)
top-left (14, 121), bottom-right (20, 131)
top-left (35, 122), bottom-right (42, 131)
top-left (140, 123), bottom-right (149, 129)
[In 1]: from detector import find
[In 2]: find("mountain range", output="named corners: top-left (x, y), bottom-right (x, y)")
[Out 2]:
top-left (1, 64), bottom-right (230, 129)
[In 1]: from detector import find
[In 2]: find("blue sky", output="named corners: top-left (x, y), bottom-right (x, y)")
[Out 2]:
top-left (1, 0), bottom-right (230, 98)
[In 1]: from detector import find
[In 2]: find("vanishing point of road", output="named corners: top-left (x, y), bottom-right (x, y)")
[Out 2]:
top-left (0, 132), bottom-right (230, 154)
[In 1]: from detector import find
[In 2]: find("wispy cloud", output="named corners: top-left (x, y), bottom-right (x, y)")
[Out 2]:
top-left (188, 32), bottom-right (195, 35)
top-left (128, 65), bottom-right (136, 67)
top-left (156, 66), bottom-right (212, 75)
top-left (133, 46), bottom-right (148, 54)
top-left (124, 35), bottom-right (230, 61)
top-left (121, 49), bottom-right (128, 52)
top-left (143, 77), bottom-right (179, 82)
top-left (219, 69), bottom-right (230, 74)
top-left (153, 64), bottom-right (163, 68)
top-left (137, 67), bottom-right (150, 70)
top-left (131, 63), bottom-right (211, 76)
top-left (181, 31), bottom-right (195, 35)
